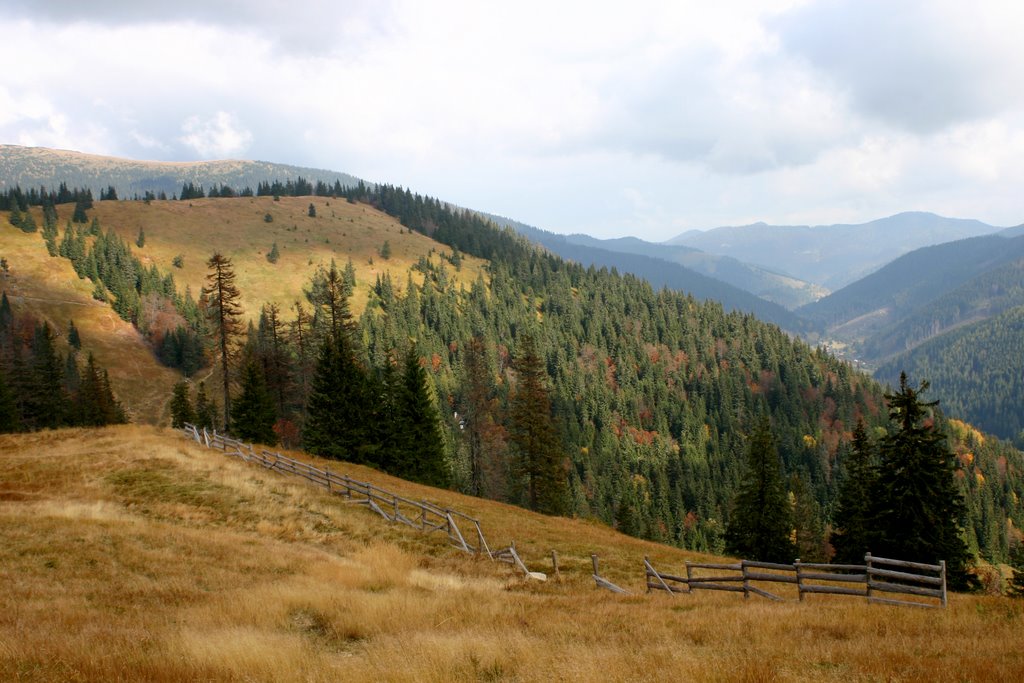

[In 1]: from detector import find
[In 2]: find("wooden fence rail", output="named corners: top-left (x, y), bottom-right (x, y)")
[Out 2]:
top-left (181, 423), bottom-right (501, 562)
top-left (645, 553), bottom-right (946, 608)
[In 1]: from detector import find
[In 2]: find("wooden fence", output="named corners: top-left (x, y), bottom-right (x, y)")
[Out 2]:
top-left (643, 553), bottom-right (947, 608)
top-left (181, 423), bottom-right (503, 561)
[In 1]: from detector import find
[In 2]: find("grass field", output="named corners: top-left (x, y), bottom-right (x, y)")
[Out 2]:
top-left (2, 426), bottom-right (1022, 682)
top-left (2, 198), bottom-right (488, 424)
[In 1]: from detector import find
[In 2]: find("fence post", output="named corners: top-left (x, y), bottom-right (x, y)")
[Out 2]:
top-left (592, 554), bottom-right (600, 578)
top-left (795, 559), bottom-right (804, 602)
top-left (940, 560), bottom-right (947, 608)
top-left (865, 553), bottom-right (873, 604)
top-left (741, 560), bottom-right (750, 600)
top-left (686, 561), bottom-right (693, 586)
top-left (552, 550), bottom-right (560, 579)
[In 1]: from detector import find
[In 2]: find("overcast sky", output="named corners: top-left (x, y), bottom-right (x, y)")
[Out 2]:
top-left (2, 1), bottom-right (1023, 240)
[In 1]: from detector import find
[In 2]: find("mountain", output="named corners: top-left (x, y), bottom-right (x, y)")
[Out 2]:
top-left (3, 149), bottom-right (1022, 565)
top-left (798, 233), bottom-right (1024, 345)
top-left (0, 144), bottom-right (363, 199)
top-left (556, 233), bottom-right (827, 310)
top-left (668, 212), bottom-right (1004, 290)
top-left (875, 306), bottom-right (1024, 445)
top-left (485, 215), bottom-right (809, 332)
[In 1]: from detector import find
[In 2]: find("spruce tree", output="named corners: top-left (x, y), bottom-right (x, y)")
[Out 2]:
top-left (67, 320), bottom-right (81, 350)
top-left (1008, 542), bottom-right (1024, 598)
top-left (869, 373), bottom-right (974, 590)
top-left (194, 381), bottom-right (217, 431)
top-left (396, 348), bottom-right (448, 487)
top-left (0, 366), bottom-right (18, 433)
top-left (169, 381), bottom-right (195, 428)
top-left (303, 332), bottom-right (373, 463)
top-left (231, 359), bottom-right (277, 445)
top-left (203, 252), bottom-right (243, 429)
top-left (831, 420), bottom-right (878, 565)
top-left (724, 416), bottom-right (796, 563)
top-left (508, 335), bottom-right (567, 515)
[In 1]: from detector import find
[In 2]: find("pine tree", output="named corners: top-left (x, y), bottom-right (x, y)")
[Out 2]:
top-left (869, 373), bottom-right (975, 589)
top-left (231, 359), bottom-right (277, 445)
top-left (508, 335), bottom-right (567, 515)
top-left (136, 227), bottom-right (145, 248)
top-left (831, 421), bottom-right (878, 565)
top-left (308, 202), bottom-right (316, 218)
top-left (169, 381), bottom-right (195, 428)
top-left (67, 320), bottom-right (81, 351)
top-left (396, 348), bottom-right (448, 487)
top-left (266, 242), bottom-right (280, 264)
top-left (724, 416), bottom-right (796, 563)
top-left (790, 473), bottom-right (827, 562)
top-left (0, 365), bottom-right (18, 433)
top-left (303, 333), bottom-right (374, 462)
top-left (72, 197), bottom-right (89, 223)
top-left (1008, 541), bottom-right (1024, 598)
top-left (194, 381), bottom-right (217, 431)
top-left (203, 252), bottom-right (243, 429)
top-left (27, 322), bottom-right (68, 429)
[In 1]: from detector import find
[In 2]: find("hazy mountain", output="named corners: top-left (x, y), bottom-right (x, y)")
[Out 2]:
top-left (0, 144), bottom-right (364, 198)
top-left (484, 215), bottom-right (808, 332)
top-left (668, 212), bottom-right (1004, 289)
top-left (798, 234), bottom-right (1024, 337)
top-left (556, 233), bottom-right (827, 310)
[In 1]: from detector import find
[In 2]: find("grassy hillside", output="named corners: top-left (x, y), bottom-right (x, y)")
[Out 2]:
top-left (2, 197), bottom-right (487, 423)
top-left (2, 425), bottom-right (1022, 682)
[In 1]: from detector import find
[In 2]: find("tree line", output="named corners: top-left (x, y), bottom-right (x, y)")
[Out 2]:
top-left (0, 293), bottom-right (125, 432)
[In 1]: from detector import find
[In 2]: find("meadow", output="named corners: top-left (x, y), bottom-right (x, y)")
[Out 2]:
top-left (2, 425), bottom-right (1022, 682)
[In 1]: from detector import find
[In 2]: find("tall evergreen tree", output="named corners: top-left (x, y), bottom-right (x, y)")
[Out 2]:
top-left (303, 332), bottom-right (373, 463)
top-left (869, 373), bottom-right (975, 590)
top-left (169, 381), bottom-right (195, 428)
top-left (0, 365), bottom-right (17, 433)
top-left (1008, 541), bottom-right (1024, 598)
top-left (724, 416), bottom-right (796, 563)
top-left (508, 335), bottom-right (567, 515)
top-left (231, 359), bottom-right (277, 445)
top-left (194, 381), bottom-right (217, 431)
top-left (831, 420), bottom-right (878, 565)
top-left (395, 348), bottom-right (449, 487)
top-left (203, 252), bottom-right (243, 429)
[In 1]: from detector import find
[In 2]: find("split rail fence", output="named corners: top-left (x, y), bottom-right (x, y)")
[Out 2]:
top-left (642, 553), bottom-right (946, 608)
top-left (182, 424), bottom-right (499, 559)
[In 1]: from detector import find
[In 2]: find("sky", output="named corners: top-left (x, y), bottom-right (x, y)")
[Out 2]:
top-left (2, 0), bottom-right (1023, 240)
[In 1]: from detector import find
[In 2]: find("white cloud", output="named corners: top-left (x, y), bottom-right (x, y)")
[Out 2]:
top-left (1, 1), bottom-right (1023, 238)
top-left (179, 112), bottom-right (253, 158)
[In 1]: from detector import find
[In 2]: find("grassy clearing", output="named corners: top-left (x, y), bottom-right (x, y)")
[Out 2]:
top-left (2, 426), bottom-right (1023, 682)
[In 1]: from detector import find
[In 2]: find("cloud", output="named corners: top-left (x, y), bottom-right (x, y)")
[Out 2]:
top-left (772, 0), bottom-right (1024, 133)
top-left (179, 112), bottom-right (253, 158)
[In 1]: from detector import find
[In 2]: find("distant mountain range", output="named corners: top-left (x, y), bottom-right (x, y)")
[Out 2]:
top-left (484, 214), bottom-right (809, 332)
top-left (667, 212), bottom-right (1009, 290)
top-left (0, 144), bottom-right (362, 199)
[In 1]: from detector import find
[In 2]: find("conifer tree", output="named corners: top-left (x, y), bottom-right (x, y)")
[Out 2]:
top-left (67, 320), bottom-right (81, 351)
top-left (508, 335), bottom-right (567, 515)
top-left (869, 373), bottom-right (974, 590)
top-left (203, 252), bottom-right (243, 429)
top-left (231, 359), bottom-right (277, 444)
top-left (303, 331), bottom-right (373, 462)
top-left (724, 416), bottom-right (795, 563)
top-left (1008, 541), bottom-right (1024, 598)
top-left (396, 348), bottom-right (448, 487)
top-left (136, 227), bottom-right (145, 248)
top-left (194, 381), bottom-right (217, 431)
top-left (169, 381), bottom-right (195, 428)
top-left (0, 366), bottom-right (17, 433)
top-left (831, 421), bottom-right (878, 565)
top-left (790, 473), bottom-right (827, 562)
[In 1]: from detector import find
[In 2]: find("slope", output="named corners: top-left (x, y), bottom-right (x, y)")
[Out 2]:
top-left (875, 306), bottom-right (1024, 445)
top-left (0, 144), bottom-right (363, 200)
top-left (797, 233), bottom-right (1024, 346)
top-left (3, 425), bottom-right (1023, 682)
top-left (670, 212), bottom-right (1003, 290)
top-left (2, 198), bottom-right (487, 423)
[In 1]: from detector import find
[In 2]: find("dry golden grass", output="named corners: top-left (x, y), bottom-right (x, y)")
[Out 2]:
top-left (3, 199), bottom-right (487, 424)
top-left (2, 426), bottom-right (1023, 682)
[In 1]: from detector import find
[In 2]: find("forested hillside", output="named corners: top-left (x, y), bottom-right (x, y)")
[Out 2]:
top-left (3, 176), bottom-right (1023, 565)
top-left (799, 234), bottom-right (1024, 336)
top-left (875, 306), bottom-right (1024, 447)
